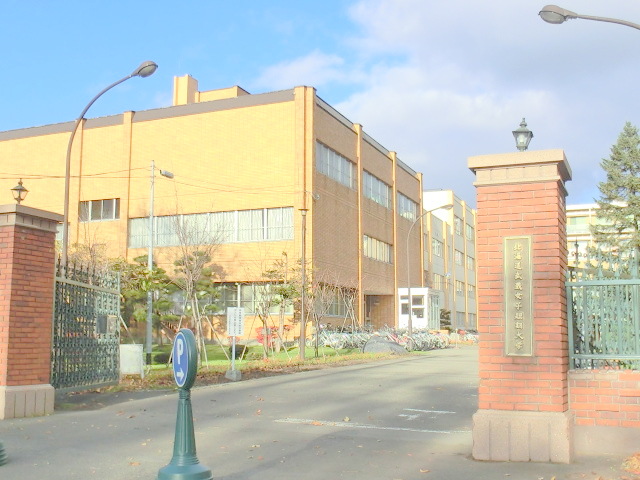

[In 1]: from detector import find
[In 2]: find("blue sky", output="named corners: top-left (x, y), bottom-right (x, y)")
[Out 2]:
top-left (3, 0), bottom-right (640, 206)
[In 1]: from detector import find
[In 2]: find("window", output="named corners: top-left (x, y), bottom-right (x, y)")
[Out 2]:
top-left (465, 223), bottom-right (474, 241)
top-left (316, 142), bottom-right (356, 189)
top-left (363, 235), bottom-right (392, 263)
top-left (128, 207), bottom-right (294, 248)
top-left (79, 199), bottom-right (120, 222)
top-left (432, 238), bottom-right (443, 257)
top-left (363, 171), bottom-right (391, 208)
top-left (433, 273), bottom-right (444, 290)
top-left (468, 313), bottom-right (476, 327)
top-left (454, 216), bottom-right (462, 236)
top-left (467, 284), bottom-right (475, 295)
top-left (466, 255), bottom-right (474, 270)
top-left (397, 193), bottom-right (418, 221)
top-left (202, 283), bottom-right (296, 316)
top-left (455, 280), bottom-right (464, 295)
top-left (454, 249), bottom-right (463, 266)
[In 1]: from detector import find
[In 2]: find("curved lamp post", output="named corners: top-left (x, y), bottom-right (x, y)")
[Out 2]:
top-left (406, 203), bottom-right (453, 337)
top-left (61, 61), bottom-right (158, 267)
top-left (539, 5), bottom-right (640, 31)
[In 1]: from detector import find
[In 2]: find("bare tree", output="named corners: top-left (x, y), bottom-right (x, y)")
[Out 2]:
top-left (306, 271), bottom-right (358, 356)
top-left (170, 213), bottom-right (223, 363)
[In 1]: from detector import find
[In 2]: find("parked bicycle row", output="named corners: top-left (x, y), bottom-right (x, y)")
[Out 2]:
top-left (305, 326), bottom-right (478, 352)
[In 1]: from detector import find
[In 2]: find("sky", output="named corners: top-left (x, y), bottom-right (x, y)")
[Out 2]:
top-left (3, 0), bottom-right (640, 207)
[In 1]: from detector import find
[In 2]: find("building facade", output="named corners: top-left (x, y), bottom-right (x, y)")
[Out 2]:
top-left (423, 190), bottom-right (477, 331)
top-left (0, 75), bottom-right (433, 337)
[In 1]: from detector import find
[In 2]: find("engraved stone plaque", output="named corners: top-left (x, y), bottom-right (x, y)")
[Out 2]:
top-left (504, 236), bottom-right (533, 356)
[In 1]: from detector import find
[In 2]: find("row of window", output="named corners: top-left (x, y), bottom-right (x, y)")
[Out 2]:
top-left (128, 207), bottom-right (294, 248)
top-left (317, 142), bottom-right (419, 221)
top-left (431, 274), bottom-right (476, 297)
top-left (453, 215), bottom-right (475, 240)
top-left (363, 170), bottom-right (391, 208)
top-left (80, 199), bottom-right (120, 222)
top-left (169, 282), bottom-right (350, 317)
top-left (363, 235), bottom-right (393, 264)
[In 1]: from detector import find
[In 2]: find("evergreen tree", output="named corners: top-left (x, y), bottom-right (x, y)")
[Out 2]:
top-left (592, 121), bottom-right (640, 256)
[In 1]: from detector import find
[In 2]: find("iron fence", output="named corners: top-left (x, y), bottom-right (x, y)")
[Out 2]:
top-left (566, 249), bottom-right (640, 369)
top-left (51, 261), bottom-right (121, 391)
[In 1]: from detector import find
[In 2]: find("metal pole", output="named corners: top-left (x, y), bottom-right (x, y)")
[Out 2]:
top-left (299, 209), bottom-right (308, 360)
top-left (61, 61), bottom-right (157, 268)
top-left (62, 75), bottom-right (133, 267)
top-left (146, 161), bottom-right (155, 365)
top-left (406, 223), bottom-right (413, 337)
top-left (405, 204), bottom-right (454, 337)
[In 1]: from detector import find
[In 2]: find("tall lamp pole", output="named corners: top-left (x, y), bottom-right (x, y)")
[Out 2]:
top-left (406, 203), bottom-right (453, 337)
top-left (147, 161), bottom-right (174, 365)
top-left (61, 61), bottom-right (158, 267)
top-left (298, 208), bottom-right (308, 360)
top-left (539, 5), bottom-right (640, 30)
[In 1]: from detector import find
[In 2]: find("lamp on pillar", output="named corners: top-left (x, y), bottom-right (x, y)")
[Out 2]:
top-left (512, 118), bottom-right (533, 151)
top-left (11, 179), bottom-right (28, 204)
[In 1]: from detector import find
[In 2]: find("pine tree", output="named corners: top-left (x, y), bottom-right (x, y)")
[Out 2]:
top-left (592, 121), bottom-right (640, 256)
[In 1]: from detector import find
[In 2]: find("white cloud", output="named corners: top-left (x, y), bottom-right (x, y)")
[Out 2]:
top-left (254, 0), bottom-right (640, 205)
top-left (253, 50), bottom-right (354, 90)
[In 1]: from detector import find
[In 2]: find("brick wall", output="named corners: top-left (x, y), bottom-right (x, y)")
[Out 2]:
top-left (569, 369), bottom-right (640, 428)
top-left (475, 180), bottom-right (569, 412)
top-left (0, 222), bottom-right (56, 386)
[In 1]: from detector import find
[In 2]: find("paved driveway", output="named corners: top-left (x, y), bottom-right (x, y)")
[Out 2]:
top-left (0, 346), bottom-right (626, 479)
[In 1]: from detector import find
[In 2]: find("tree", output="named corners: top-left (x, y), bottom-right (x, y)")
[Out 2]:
top-left (170, 214), bottom-right (223, 362)
top-left (593, 122), bottom-right (640, 257)
top-left (112, 255), bottom-right (177, 345)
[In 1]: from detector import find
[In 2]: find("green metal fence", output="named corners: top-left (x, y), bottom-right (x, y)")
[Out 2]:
top-left (566, 250), bottom-right (640, 369)
top-left (52, 262), bottom-right (121, 391)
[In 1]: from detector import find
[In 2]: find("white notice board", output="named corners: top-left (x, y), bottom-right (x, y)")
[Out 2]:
top-left (226, 307), bottom-right (245, 336)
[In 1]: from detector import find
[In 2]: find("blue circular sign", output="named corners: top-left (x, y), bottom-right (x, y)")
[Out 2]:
top-left (172, 329), bottom-right (197, 389)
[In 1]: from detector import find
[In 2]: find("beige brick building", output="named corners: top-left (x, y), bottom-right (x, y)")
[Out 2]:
top-left (0, 75), bottom-right (427, 335)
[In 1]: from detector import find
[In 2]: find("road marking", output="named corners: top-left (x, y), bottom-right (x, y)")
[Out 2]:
top-left (403, 408), bottom-right (456, 414)
top-left (398, 414), bottom-right (420, 420)
top-left (275, 418), bottom-right (469, 434)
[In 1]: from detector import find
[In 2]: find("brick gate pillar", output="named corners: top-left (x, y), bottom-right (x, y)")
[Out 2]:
top-left (468, 149), bottom-right (573, 463)
top-left (0, 204), bottom-right (62, 419)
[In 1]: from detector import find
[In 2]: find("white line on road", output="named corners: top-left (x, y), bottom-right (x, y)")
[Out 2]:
top-left (275, 418), bottom-right (469, 434)
top-left (403, 408), bottom-right (456, 414)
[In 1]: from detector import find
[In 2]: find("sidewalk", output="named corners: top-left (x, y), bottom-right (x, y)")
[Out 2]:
top-left (0, 346), bottom-right (636, 479)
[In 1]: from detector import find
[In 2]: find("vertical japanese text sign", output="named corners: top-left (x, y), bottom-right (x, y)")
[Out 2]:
top-left (226, 307), bottom-right (245, 337)
top-left (504, 236), bottom-right (533, 356)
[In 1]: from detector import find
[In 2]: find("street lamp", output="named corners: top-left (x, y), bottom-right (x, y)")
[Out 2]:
top-left (146, 161), bottom-right (174, 365)
top-left (11, 179), bottom-right (28, 204)
top-left (61, 61), bottom-right (158, 267)
top-left (298, 208), bottom-right (309, 360)
top-left (406, 203), bottom-right (453, 337)
top-left (539, 5), bottom-right (640, 30)
top-left (512, 118), bottom-right (533, 152)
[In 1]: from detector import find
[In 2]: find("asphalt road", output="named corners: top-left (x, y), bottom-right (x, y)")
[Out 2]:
top-left (0, 346), bottom-right (627, 479)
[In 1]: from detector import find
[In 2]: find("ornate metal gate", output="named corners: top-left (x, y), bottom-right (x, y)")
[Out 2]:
top-left (52, 262), bottom-right (121, 391)
top-left (566, 250), bottom-right (640, 369)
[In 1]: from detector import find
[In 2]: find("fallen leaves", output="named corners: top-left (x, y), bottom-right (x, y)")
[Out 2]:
top-left (622, 452), bottom-right (640, 474)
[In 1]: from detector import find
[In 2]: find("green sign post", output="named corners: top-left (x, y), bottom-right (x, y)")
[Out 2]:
top-left (158, 329), bottom-right (213, 480)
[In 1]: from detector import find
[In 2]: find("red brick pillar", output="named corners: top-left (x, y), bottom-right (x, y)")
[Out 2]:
top-left (0, 204), bottom-right (62, 419)
top-left (468, 150), bottom-right (573, 463)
